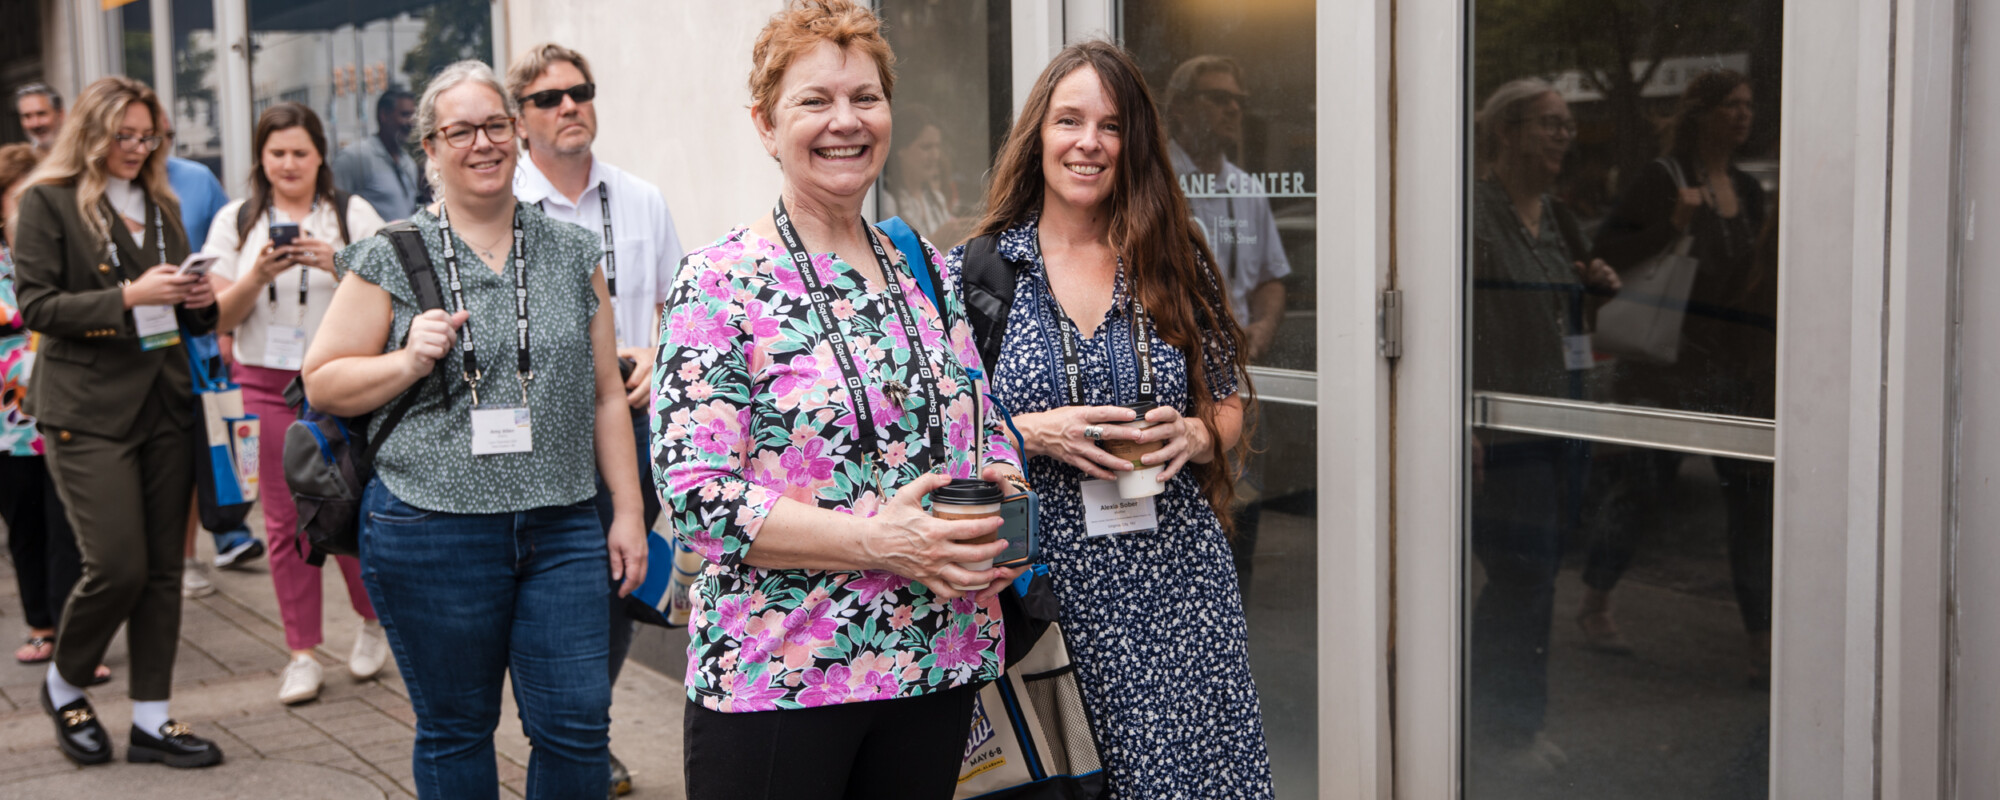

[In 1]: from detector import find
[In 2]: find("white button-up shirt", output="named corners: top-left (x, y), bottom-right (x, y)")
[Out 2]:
top-left (514, 155), bottom-right (685, 350)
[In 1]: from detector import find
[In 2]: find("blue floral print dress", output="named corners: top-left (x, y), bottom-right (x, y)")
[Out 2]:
top-left (947, 215), bottom-right (1275, 799)
top-left (654, 226), bottom-right (1021, 713)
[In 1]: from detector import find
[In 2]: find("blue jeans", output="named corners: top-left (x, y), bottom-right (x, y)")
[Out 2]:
top-left (360, 479), bottom-right (612, 800)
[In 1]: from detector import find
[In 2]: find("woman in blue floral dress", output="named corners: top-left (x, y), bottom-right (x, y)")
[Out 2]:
top-left (654, 3), bottom-right (1025, 798)
top-left (947, 41), bottom-right (1275, 798)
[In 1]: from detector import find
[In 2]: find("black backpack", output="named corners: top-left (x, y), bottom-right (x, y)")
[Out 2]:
top-left (957, 234), bottom-right (1022, 374)
top-left (281, 221), bottom-right (445, 565)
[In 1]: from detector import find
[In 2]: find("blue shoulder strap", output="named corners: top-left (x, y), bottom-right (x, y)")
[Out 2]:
top-left (877, 216), bottom-right (937, 310)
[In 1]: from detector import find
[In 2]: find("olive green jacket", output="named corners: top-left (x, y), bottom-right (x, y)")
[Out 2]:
top-left (12, 182), bottom-right (216, 438)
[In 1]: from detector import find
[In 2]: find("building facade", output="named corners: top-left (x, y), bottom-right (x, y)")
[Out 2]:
top-left (8, 0), bottom-right (1996, 797)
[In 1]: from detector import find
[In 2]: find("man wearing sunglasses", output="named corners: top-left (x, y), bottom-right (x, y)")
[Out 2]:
top-left (332, 88), bottom-right (419, 221)
top-left (1164, 55), bottom-right (1294, 600)
top-left (505, 42), bottom-right (684, 800)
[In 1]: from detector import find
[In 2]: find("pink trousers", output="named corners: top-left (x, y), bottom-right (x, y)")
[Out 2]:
top-left (238, 364), bottom-right (376, 652)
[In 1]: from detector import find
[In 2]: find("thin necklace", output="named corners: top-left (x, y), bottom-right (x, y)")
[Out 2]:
top-left (464, 227), bottom-right (510, 262)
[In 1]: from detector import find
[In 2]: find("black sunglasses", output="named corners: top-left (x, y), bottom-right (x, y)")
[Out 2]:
top-left (519, 82), bottom-right (596, 110)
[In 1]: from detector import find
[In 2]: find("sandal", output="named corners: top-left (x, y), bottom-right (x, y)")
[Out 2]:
top-left (14, 637), bottom-right (53, 664)
top-left (85, 665), bottom-right (111, 687)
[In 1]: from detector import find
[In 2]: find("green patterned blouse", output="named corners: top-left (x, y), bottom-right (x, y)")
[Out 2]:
top-left (337, 203), bottom-right (602, 514)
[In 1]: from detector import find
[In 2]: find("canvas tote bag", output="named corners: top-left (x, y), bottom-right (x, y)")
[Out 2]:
top-left (1594, 159), bottom-right (1701, 364)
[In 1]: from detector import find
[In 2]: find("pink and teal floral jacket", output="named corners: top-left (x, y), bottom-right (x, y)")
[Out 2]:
top-left (653, 226), bottom-right (1020, 712)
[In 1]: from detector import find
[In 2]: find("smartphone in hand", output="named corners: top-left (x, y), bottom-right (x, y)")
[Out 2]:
top-left (269, 221), bottom-right (301, 248)
top-left (993, 489), bottom-right (1040, 568)
top-left (177, 252), bottom-right (220, 277)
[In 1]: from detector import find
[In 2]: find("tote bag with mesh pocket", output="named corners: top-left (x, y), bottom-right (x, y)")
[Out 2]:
top-left (956, 578), bottom-right (1105, 799)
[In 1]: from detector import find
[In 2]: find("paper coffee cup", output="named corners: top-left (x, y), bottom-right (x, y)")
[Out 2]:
top-left (932, 479), bottom-right (1004, 591)
top-left (1098, 402), bottom-right (1166, 499)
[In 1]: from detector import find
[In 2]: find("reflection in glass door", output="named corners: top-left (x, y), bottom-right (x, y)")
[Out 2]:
top-left (1464, 2), bottom-right (1782, 797)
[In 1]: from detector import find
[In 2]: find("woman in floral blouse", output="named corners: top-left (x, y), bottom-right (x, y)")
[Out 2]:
top-left (0, 142), bottom-right (96, 677)
top-left (654, 3), bottom-right (1022, 798)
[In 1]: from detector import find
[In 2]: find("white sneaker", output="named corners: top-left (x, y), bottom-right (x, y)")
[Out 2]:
top-left (349, 620), bottom-right (388, 680)
top-left (278, 656), bottom-right (323, 705)
top-left (181, 559), bottom-right (215, 599)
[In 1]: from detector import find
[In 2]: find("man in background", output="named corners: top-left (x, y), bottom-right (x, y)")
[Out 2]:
top-left (14, 84), bottom-right (63, 152)
top-left (508, 42), bottom-right (685, 800)
top-left (1166, 55), bottom-right (1294, 598)
top-left (333, 89), bottom-right (418, 221)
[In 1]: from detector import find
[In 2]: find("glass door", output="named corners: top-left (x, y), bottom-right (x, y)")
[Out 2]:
top-left (1395, 0), bottom-right (1786, 797)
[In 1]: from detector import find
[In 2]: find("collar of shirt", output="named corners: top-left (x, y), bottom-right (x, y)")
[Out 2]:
top-left (513, 153), bottom-right (607, 211)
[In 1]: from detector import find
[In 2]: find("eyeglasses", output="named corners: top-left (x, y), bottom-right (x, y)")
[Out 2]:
top-left (113, 133), bottom-right (165, 152)
top-left (1190, 88), bottom-right (1249, 107)
top-left (1516, 114), bottom-right (1578, 136)
top-left (433, 118), bottom-right (517, 149)
top-left (518, 83), bottom-right (596, 110)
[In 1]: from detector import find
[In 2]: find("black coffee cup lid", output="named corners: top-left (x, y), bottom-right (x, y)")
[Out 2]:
top-left (1120, 401), bottom-right (1158, 418)
top-left (933, 478), bottom-right (1004, 505)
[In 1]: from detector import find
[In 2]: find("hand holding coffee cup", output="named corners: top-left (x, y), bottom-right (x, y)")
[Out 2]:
top-left (1128, 403), bottom-right (1210, 486)
top-left (864, 472), bottom-right (1008, 601)
top-left (932, 479), bottom-right (1005, 591)
top-left (1097, 402), bottom-right (1168, 498)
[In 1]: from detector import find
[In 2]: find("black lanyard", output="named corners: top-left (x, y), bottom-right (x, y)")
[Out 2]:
top-left (267, 202), bottom-right (316, 324)
top-left (438, 203), bottom-right (531, 405)
top-left (1035, 243), bottom-right (1156, 408)
top-left (101, 201), bottom-right (165, 281)
top-left (772, 199), bottom-right (946, 471)
top-left (536, 182), bottom-right (616, 299)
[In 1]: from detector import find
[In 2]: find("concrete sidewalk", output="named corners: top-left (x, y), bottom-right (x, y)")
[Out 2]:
top-left (0, 528), bottom-right (687, 799)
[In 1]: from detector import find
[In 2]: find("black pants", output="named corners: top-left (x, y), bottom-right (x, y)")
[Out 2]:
top-left (1469, 439), bottom-right (1586, 745)
top-left (1582, 450), bottom-right (1774, 633)
top-left (684, 684), bottom-right (978, 800)
top-left (41, 390), bottom-right (195, 699)
top-left (0, 455), bottom-right (82, 631)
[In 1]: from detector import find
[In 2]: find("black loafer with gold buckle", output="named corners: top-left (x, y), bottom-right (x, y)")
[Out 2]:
top-left (129, 720), bottom-right (224, 768)
top-left (40, 684), bottom-right (112, 765)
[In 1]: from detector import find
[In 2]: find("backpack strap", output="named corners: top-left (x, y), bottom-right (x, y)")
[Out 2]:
top-left (332, 189), bottom-right (354, 246)
top-left (959, 234), bottom-right (1020, 375)
top-left (876, 216), bottom-right (941, 312)
top-left (358, 222), bottom-right (448, 469)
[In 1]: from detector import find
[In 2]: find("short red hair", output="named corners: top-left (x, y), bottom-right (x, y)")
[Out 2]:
top-left (749, 0), bottom-right (896, 124)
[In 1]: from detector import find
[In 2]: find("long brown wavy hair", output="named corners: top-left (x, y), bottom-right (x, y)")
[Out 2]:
top-left (14, 76), bottom-right (179, 242)
top-left (235, 103), bottom-right (345, 244)
top-left (970, 40), bottom-right (1253, 531)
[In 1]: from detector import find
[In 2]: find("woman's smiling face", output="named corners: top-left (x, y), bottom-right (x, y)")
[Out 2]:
top-left (1039, 66), bottom-right (1123, 217)
top-left (757, 40), bottom-right (892, 207)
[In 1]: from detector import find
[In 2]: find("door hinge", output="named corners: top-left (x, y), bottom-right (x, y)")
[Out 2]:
top-left (1379, 289), bottom-right (1403, 360)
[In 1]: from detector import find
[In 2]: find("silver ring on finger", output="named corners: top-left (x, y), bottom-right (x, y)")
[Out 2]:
top-left (1083, 425), bottom-right (1105, 441)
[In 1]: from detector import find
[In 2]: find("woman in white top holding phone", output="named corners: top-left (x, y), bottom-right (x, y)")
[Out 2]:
top-left (204, 102), bottom-right (387, 706)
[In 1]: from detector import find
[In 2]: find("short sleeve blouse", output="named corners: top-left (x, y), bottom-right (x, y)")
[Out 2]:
top-left (335, 204), bottom-right (601, 514)
top-left (208, 195), bottom-right (386, 369)
top-left (652, 225), bottom-right (1021, 713)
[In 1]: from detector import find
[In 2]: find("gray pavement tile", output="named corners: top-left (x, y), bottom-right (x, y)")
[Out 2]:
top-left (245, 726), bottom-right (335, 755)
top-left (0, 757), bottom-right (74, 786)
top-left (324, 721), bottom-right (414, 750)
top-left (292, 695), bottom-right (376, 721)
top-left (267, 741), bottom-right (357, 765)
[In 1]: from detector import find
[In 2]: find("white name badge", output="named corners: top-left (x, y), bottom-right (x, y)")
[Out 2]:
top-left (133, 304), bottom-right (180, 351)
top-left (1080, 478), bottom-right (1159, 538)
top-left (1562, 334), bottom-right (1594, 371)
top-left (264, 325), bottom-right (308, 370)
top-left (470, 405), bottom-right (533, 455)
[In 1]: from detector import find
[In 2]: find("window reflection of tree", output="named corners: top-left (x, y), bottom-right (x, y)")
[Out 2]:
top-left (1474, 0), bottom-right (1781, 216)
